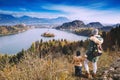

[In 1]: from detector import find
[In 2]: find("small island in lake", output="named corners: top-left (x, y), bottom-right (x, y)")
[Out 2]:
top-left (41, 32), bottom-right (55, 37)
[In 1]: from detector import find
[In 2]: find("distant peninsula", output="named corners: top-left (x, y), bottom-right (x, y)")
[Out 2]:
top-left (56, 20), bottom-right (114, 36)
top-left (0, 24), bottom-right (29, 36)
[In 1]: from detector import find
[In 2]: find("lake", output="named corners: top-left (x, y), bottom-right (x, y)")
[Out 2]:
top-left (0, 28), bottom-right (87, 54)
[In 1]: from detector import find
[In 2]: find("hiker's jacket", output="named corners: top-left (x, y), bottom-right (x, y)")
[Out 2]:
top-left (72, 56), bottom-right (85, 66)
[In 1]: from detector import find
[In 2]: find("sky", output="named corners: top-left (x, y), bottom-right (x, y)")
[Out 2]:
top-left (0, 0), bottom-right (120, 24)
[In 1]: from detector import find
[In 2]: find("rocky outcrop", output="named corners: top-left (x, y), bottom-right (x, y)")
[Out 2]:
top-left (109, 58), bottom-right (120, 80)
top-left (99, 58), bottom-right (120, 80)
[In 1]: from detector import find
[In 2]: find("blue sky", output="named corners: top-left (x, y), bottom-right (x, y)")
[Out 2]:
top-left (0, 0), bottom-right (120, 24)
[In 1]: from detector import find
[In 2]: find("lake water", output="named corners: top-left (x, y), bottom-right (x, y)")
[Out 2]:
top-left (0, 28), bottom-right (87, 54)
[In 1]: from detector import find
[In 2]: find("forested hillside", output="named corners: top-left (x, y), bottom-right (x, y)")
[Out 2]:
top-left (0, 24), bottom-right (28, 36)
top-left (102, 26), bottom-right (120, 51)
top-left (0, 26), bottom-right (120, 80)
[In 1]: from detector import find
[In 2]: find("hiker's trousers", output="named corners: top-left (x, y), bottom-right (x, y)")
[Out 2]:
top-left (74, 66), bottom-right (82, 76)
top-left (84, 59), bottom-right (97, 74)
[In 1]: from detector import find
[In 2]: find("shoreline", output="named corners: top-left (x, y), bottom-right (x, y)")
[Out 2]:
top-left (0, 28), bottom-right (30, 37)
top-left (55, 28), bottom-right (89, 37)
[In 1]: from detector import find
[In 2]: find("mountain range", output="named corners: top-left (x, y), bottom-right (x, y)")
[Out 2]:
top-left (56, 20), bottom-right (120, 31)
top-left (0, 14), bottom-right (70, 25)
top-left (56, 20), bottom-right (104, 29)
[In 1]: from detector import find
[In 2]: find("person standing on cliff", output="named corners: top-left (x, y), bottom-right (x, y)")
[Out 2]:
top-left (84, 29), bottom-right (104, 78)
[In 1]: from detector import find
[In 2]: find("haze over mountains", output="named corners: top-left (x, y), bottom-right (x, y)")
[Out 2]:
top-left (0, 14), bottom-right (120, 30)
top-left (0, 14), bottom-right (70, 25)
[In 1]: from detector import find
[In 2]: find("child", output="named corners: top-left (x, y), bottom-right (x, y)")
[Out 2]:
top-left (72, 51), bottom-right (86, 77)
top-left (90, 34), bottom-right (103, 57)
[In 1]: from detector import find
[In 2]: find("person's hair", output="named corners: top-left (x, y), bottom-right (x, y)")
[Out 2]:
top-left (76, 51), bottom-right (81, 56)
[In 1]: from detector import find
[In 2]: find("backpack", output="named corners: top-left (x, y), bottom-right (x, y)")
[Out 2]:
top-left (86, 35), bottom-right (103, 58)
top-left (92, 41), bottom-right (102, 57)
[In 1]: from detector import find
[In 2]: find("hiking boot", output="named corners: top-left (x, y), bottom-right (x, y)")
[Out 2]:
top-left (85, 72), bottom-right (91, 79)
top-left (92, 73), bottom-right (96, 78)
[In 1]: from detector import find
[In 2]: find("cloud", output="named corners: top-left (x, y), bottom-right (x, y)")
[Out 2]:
top-left (0, 4), bottom-right (120, 24)
top-left (42, 5), bottom-right (120, 24)
top-left (87, 2), bottom-right (107, 9)
top-left (0, 9), bottom-right (65, 18)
